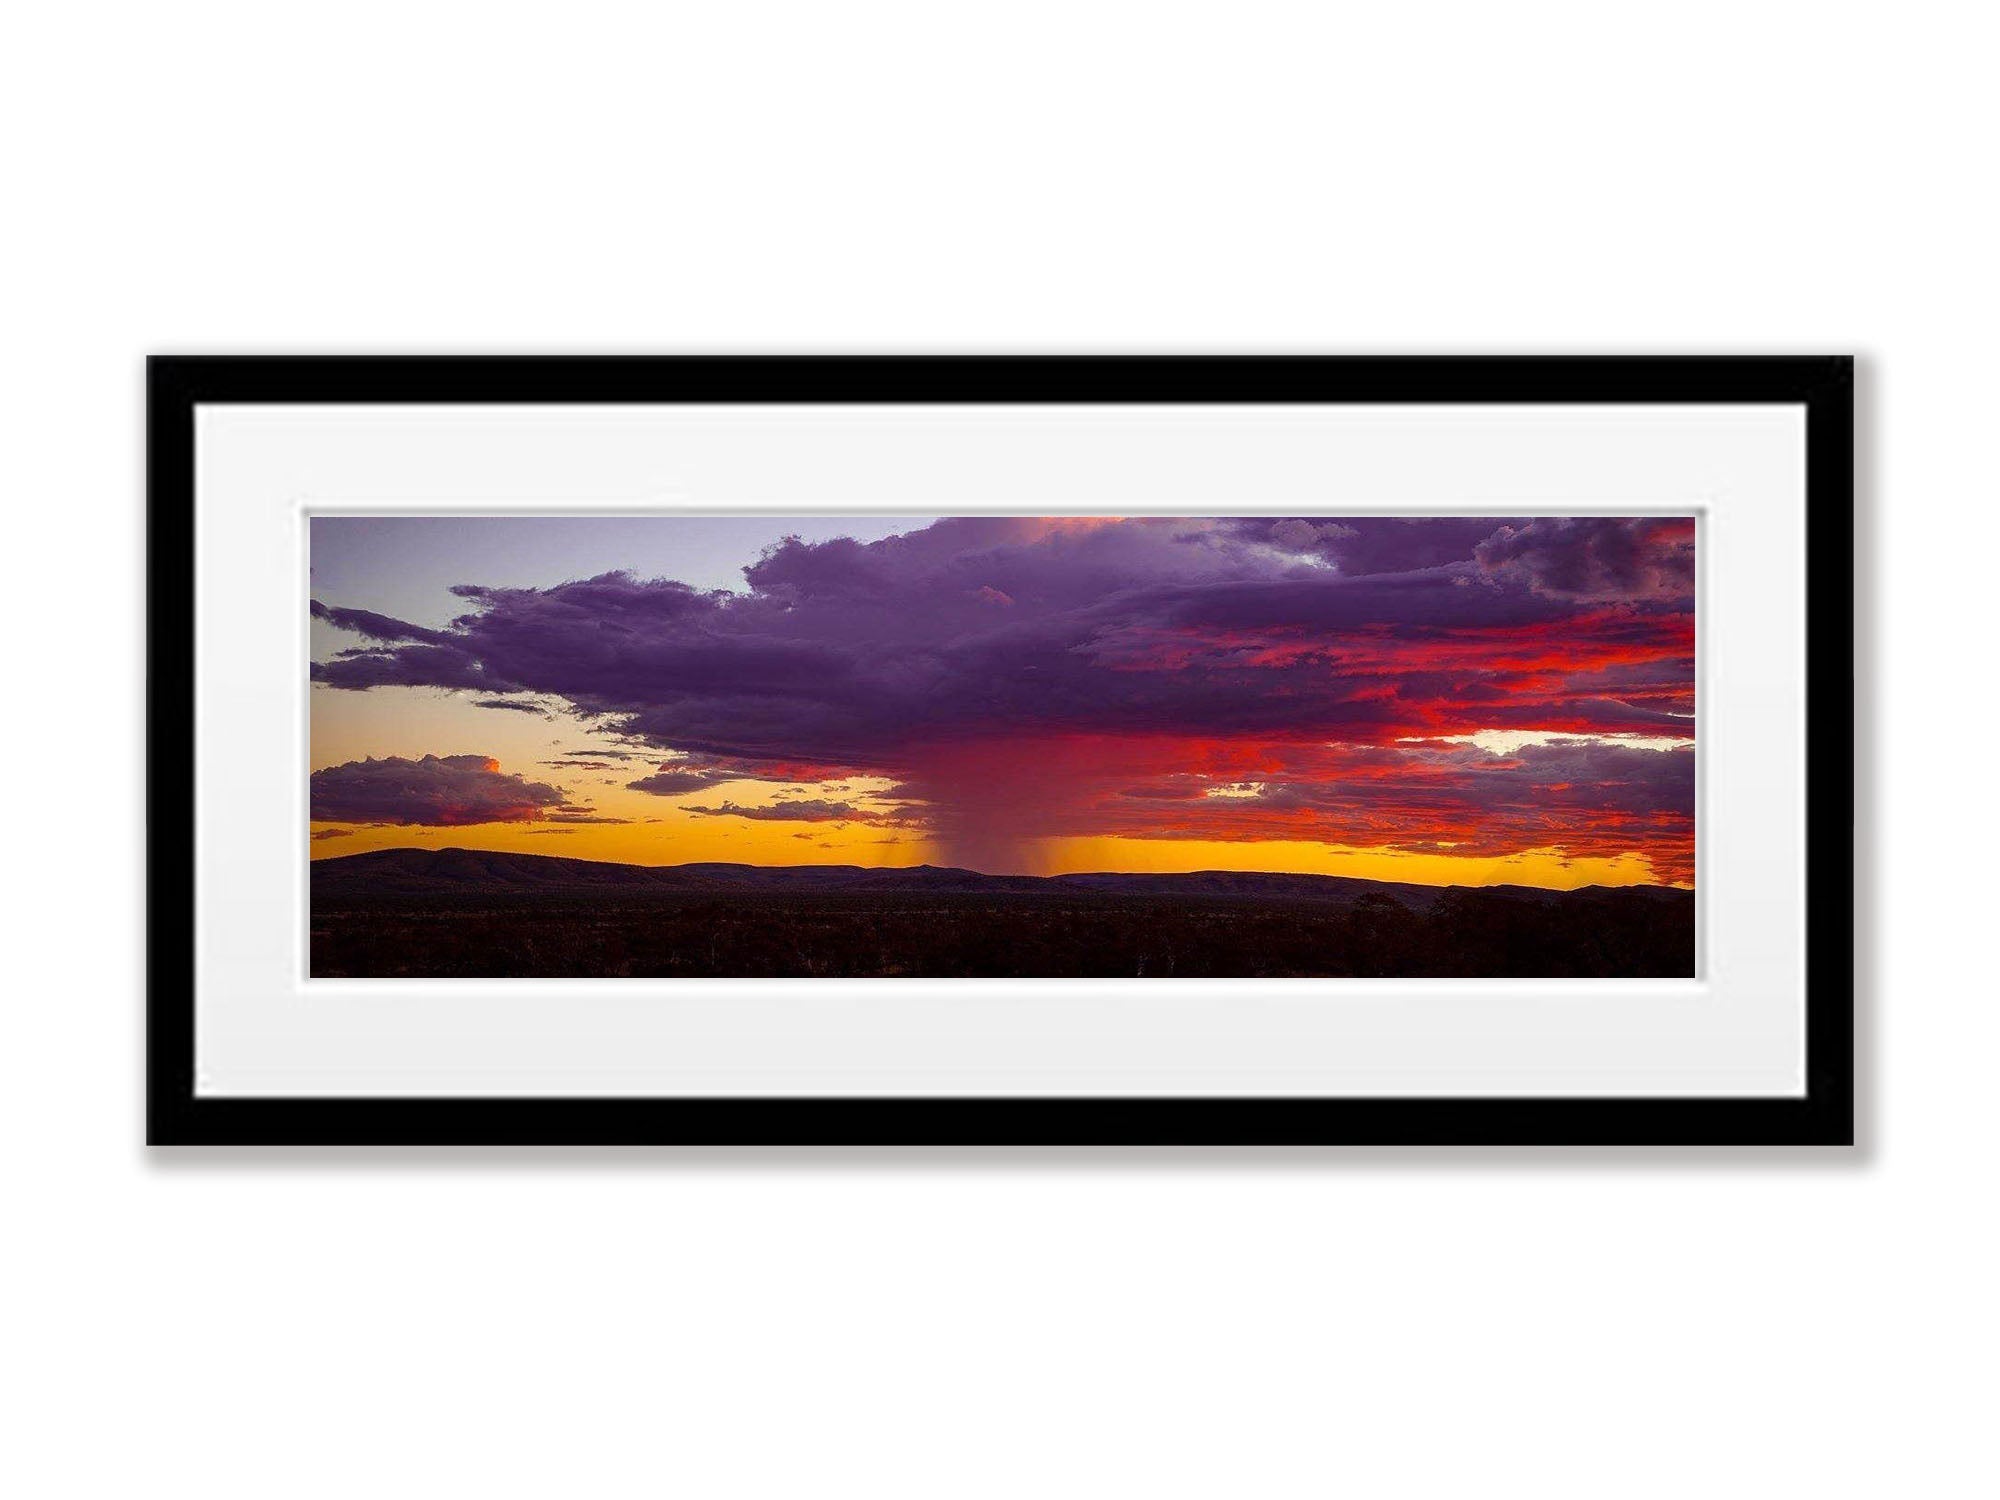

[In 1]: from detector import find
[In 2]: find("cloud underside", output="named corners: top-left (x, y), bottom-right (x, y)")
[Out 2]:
top-left (681, 798), bottom-right (875, 823)
top-left (309, 516), bottom-right (1697, 880)
top-left (310, 753), bottom-right (580, 826)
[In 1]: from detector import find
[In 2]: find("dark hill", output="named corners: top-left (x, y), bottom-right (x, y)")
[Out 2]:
top-left (311, 845), bottom-right (1689, 911)
top-left (310, 848), bottom-right (1695, 978)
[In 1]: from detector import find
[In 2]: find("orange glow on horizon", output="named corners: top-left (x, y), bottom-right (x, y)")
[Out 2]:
top-left (1035, 836), bottom-right (1679, 890)
top-left (310, 819), bottom-right (1681, 892)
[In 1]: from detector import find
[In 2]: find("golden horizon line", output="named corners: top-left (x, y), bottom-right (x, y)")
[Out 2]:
top-left (310, 841), bottom-right (1694, 892)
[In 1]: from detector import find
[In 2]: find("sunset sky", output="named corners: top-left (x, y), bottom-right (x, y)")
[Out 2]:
top-left (309, 515), bottom-right (1696, 889)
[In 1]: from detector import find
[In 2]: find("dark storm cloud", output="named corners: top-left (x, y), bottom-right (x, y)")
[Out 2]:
top-left (626, 768), bottom-right (732, 797)
top-left (472, 698), bottom-right (549, 715)
top-left (1105, 568), bottom-right (1584, 637)
top-left (1475, 517), bottom-right (1695, 602)
top-left (308, 754), bottom-right (572, 826)
top-left (311, 520), bottom-right (1690, 757)
top-left (680, 799), bottom-right (875, 823)
top-left (309, 827), bottom-right (353, 841)
top-left (309, 599), bottom-right (459, 645)
top-left (312, 643), bottom-right (514, 692)
top-left (1220, 517), bottom-right (1529, 574)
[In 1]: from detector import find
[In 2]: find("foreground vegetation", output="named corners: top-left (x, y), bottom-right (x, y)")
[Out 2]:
top-left (311, 888), bottom-right (1694, 979)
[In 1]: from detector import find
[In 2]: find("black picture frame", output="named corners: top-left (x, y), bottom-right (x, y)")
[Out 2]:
top-left (148, 356), bottom-right (1854, 1146)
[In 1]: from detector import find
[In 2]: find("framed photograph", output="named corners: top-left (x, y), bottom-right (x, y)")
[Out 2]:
top-left (148, 356), bottom-right (1853, 1145)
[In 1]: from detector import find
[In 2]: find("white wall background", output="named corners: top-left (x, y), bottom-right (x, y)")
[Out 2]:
top-left (0, 4), bottom-right (1984, 1496)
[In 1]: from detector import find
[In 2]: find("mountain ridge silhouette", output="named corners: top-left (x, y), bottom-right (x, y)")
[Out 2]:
top-left (311, 845), bottom-right (1692, 909)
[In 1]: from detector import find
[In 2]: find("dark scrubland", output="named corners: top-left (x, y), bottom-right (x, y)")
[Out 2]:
top-left (311, 848), bottom-right (1694, 979)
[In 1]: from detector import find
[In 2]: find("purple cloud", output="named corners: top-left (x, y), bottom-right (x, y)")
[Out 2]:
top-left (680, 798), bottom-right (876, 823)
top-left (1476, 518), bottom-right (1696, 602)
top-left (309, 754), bottom-right (572, 826)
top-left (309, 600), bottom-right (459, 645)
top-left (313, 643), bottom-right (514, 693)
top-left (627, 768), bottom-right (733, 797)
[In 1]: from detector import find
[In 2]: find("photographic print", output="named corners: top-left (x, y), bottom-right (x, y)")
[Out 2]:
top-left (309, 513), bottom-right (1698, 981)
top-left (153, 356), bottom-right (1850, 1144)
